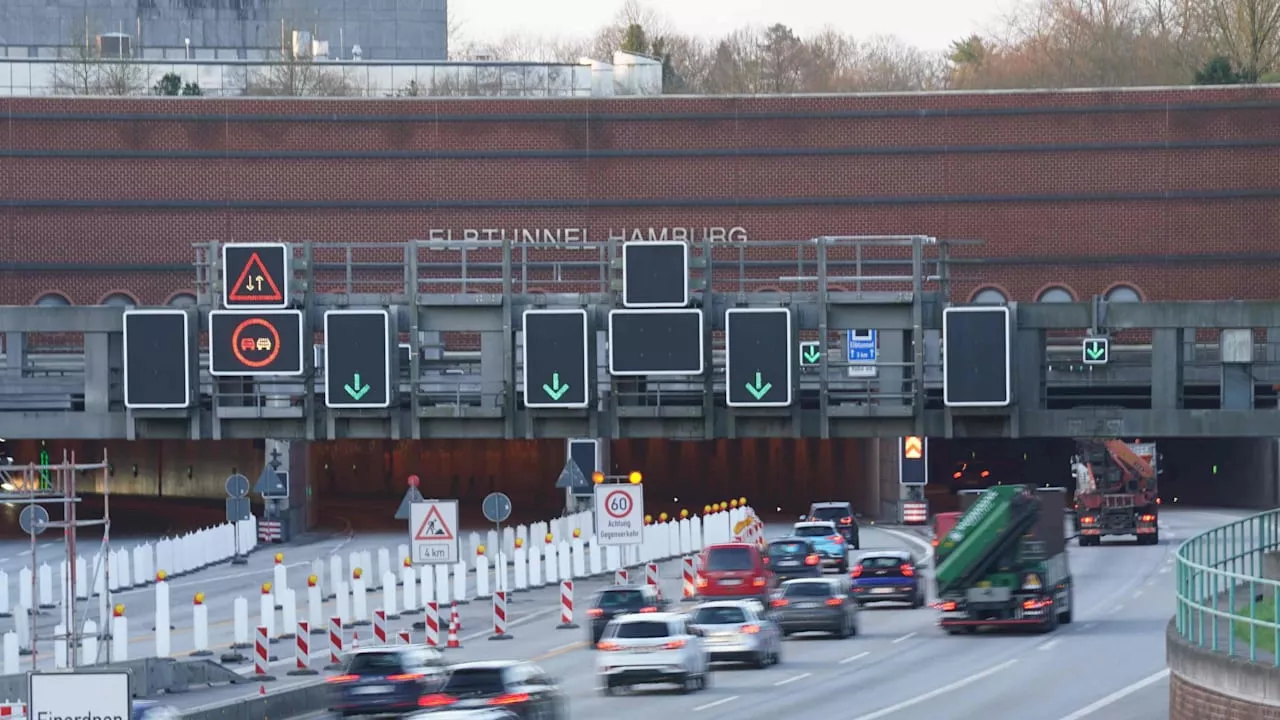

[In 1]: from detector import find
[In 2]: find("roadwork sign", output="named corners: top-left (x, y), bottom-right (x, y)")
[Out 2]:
top-left (594, 485), bottom-right (643, 547)
top-left (411, 500), bottom-right (459, 564)
top-left (30, 670), bottom-right (131, 720)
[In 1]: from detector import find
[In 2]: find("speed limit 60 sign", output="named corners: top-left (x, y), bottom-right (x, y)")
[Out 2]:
top-left (594, 485), bottom-right (644, 547)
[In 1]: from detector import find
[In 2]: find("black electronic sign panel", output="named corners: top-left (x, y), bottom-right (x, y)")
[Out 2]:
top-left (900, 436), bottom-right (927, 485)
top-left (725, 308), bottom-right (793, 408)
top-left (569, 439), bottom-right (600, 481)
top-left (323, 309), bottom-right (394, 409)
top-left (123, 309), bottom-right (192, 409)
top-left (622, 241), bottom-right (690, 308)
top-left (607, 309), bottom-right (704, 376)
top-left (522, 309), bottom-right (589, 409)
top-left (222, 242), bottom-right (289, 309)
top-left (209, 310), bottom-right (304, 376)
top-left (942, 306), bottom-right (1011, 407)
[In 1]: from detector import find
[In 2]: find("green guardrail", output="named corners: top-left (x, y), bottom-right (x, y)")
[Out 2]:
top-left (1175, 509), bottom-right (1280, 663)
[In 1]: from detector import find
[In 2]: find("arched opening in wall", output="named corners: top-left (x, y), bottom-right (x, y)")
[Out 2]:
top-left (970, 287), bottom-right (1008, 304)
top-left (1105, 285), bottom-right (1143, 303)
top-left (100, 293), bottom-right (137, 308)
top-left (1037, 286), bottom-right (1075, 303)
top-left (35, 293), bottom-right (71, 307)
top-left (167, 293), bottom-right (197, 308)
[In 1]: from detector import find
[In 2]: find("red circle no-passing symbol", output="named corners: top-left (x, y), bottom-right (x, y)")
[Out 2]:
top-left (604, 490), bottom-right (633, 519)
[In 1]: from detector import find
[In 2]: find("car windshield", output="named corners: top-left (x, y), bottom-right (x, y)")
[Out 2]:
top-left (794, 526), bottom-right (834, 538)
top-left (705, 547), bottom-right (754, 571)
top-left (610, 621), bottom-right (672, 639)
top-left (442, 667), bottom-right (507, 694)
top-left (783, 582), bottom-right (833, 598)
top-left (768, 541), bottom-right (808, 556)
top-left (861, 556), bottom-right (907, 569)
top-left (597, 589), bottom-right (646, 610)
top-left (347, 652), bottom-right (404, 674)
top-left (812, 507), bottom-right (849, 521)
top-left (692, 606), bottom-right (748, 625)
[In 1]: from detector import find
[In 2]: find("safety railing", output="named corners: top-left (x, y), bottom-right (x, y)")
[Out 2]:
top-left (1175, 509), bottom-right (1280, 664)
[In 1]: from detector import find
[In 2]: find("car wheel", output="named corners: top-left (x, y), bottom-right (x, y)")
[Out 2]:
top-left (680, 674), bottom-right (697, 694)
top-left (752, 650), bottom-right (768, 669)
top-left (836, 618), bottom-right (850, 639)
top-left (600, 682), bottom-right (615, 696)
top-left (911, 592), bottom-right (924, 609)
top-left (701, 671), bottom-right (711, 689)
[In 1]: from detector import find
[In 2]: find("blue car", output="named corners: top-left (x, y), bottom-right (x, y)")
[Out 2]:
top-left (849, 550), bottom-right (926, 608)
top-left (328, 645), bottom-right (447, 716)
top-left (791, 521), bottom-right (849, 572)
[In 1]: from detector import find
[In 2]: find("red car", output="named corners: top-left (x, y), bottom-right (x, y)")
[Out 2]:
top-left (696, 542), bottom-right (775, 601)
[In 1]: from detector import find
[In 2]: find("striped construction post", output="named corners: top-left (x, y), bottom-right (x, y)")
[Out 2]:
top-left (325, 616), bottom-right (343, 670)
top-left (373, 609), bottom-right (387, 644)
top-left (645, 562), bottom-right (659, 587)
top-left (557, 580), bottom-right (579, 629)
top-left (614, 568), bottom-right (628, 585)
top-left (252, 625), bottom-right (276, 681)
top-left (424, 602), bottom-right (439, 648)
top-left (489, 591), bottom-right (511, 640)
top-left (288, 621), bottom-right (318, 676)
top-left (397, 630), bottom-right (410, 645)
top-left (681, 556), bottom-right (697, 602)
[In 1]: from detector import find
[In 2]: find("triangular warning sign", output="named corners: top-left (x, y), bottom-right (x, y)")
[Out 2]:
top-left (229, 252), bottom-right (284, 303)
top-left (414, 505), bottom-right (454, 541)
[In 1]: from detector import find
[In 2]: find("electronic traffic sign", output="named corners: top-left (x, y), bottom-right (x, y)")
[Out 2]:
top-left (323, 309), bottom-right (394, 409)
top-left (900, 436), bottom-right (927, 485)
top-left (725, 308), bottom-right (793, 408)
top-left (1083, 337), bottom-right (1109, 365)
top-left (942, 305), bottom-right (1011, 407)
top-left (622, 241), bottom-right (690, 308)
top-left (123, 309), bottom-right (192, 409)
top-left (222, 242), bottom-right (289, 309)
top-left (522, 309), bottom-right (589, 409)
top-left (607, 309), bottom-right (704, 376)
top-left (209, 310), bottom-right (304, 376)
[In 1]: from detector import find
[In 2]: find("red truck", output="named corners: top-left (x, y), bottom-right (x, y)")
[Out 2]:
top-left (931, 511), bottom-right (963, 549)
top-left (1071, 439), bottom-right (1159, 546)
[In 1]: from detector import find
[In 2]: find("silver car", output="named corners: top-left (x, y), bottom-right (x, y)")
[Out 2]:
top-left (688, 599), bottom-right (782, 668)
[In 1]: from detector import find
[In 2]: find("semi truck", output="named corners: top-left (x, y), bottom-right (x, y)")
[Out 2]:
top-left (1071, 439), bottom-right (1159, 546)
top-left (933, 485), bottom-right (1073, 634)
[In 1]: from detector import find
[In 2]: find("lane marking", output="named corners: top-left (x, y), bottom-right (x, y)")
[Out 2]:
top-left (773, 672), bottom-right (810, 686)
top-left (1054, 669), bottom-right (1170, 720)
top-left (694, 696), bottom-right (739, 712)
top-left (876, 528), bottom-right (934, 565)
top-left (1037, 639), bottom-right (1059, 651)
top-left (1107, 605), bottom-right (1123, 615)
top-left (849, 659), bottom-right (1018, 720)
top-left (840, 651), bottom-right (870, 664)
top-left (891, 632), bottom-right (916, 644)
top-left (1080, 623), bottom-right (1096, 632)
top-left (536, 640), bottom-right (586, 659)
top-left (1132, 590), bottom-right (1143, 599)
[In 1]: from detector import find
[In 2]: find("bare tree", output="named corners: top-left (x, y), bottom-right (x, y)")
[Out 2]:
top-left (51, 28), bottom-right (150, 96)
top-left (1200, 0), bottom-right (1280, 79)
top-left (246, 50), bottom-right (358, 96)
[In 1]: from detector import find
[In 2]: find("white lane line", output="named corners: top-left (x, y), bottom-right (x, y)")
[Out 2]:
top-left (1054, 669), bottom-right (1170, 720)
top-left (849, 660), bottom-right (1018, 720)
top-left (1132, 590), bottom-right (1143, 599)
top-left (694, 696), bottom-right (739, 712)
top-left (891, 632), bottom-right (916, 644)
top-left (773, 672), bottom-right (810, 686)
top-left (1037, 639), bottom-right (1059, 651)
top-left (1080, 623), bottom-right (1096, 632)
top-left (1159, 566), bottom-right (1171, 574)
top-left (840, 651), bottom-right (870, 664)
top-left (1107, 605), bottom-right (1123, 615)
top-left (876, 528), bottom-right (935, 565)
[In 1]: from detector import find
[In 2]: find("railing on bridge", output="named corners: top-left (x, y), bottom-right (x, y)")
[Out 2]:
top-left (1175, 509), bottom-right (1280, 665)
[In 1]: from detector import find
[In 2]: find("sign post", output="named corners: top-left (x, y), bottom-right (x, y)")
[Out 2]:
top-left (846, 329), bottom-right (878, 378)
top-left (410, 500), bottom-right (460, 565)
top-left (592, 480), bottom-right (644, 547)
top-left (225, 473), bottom-right (251, 565)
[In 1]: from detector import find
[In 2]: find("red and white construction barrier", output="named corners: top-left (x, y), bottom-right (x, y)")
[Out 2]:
top-left (645, 562), bottom-right (659, 587)
top-left (326, 617), bottom-right (343, 670)
top-left (557, 580), bottom-right (578, 629)
top-left (397, 630), bottom-right (411, 644)
top-left (681, 556), bottom-right (697, 602)
top-left (373, 609), bottom-right (387, 644)
top-left (258, 521), bottom-right (282, 543)
top-left (614, 568), bottom-right (628, 585)
top-left (253, 625), bottom-right (276, 681)
top-left (424, 602), bottom-right (439, 648)
top-left (489, 591), bottom-right (511, 640)
top-left (0, 703), bottom-right (27, 718)
top-left (288, 621), bottom-right (318, 676)
top-left (446, 616), bottom-right (461, 649)
top-left (903, 501), bottom-right (928, 525)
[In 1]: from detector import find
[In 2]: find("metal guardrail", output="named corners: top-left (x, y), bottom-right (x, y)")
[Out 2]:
top-left (1175, 509), bottom-right (1280, 664)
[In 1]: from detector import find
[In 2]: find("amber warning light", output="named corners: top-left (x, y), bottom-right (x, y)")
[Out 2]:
top-left (904, 436), bottom-right (923, 460)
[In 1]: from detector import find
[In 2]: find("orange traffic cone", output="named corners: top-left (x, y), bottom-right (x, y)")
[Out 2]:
top-left (258, 685), bottom-right (266, 696)
top-left (446, 620), bottom-right (461, 649)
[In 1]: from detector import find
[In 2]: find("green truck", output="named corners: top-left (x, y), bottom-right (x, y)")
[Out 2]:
top-left (933, 485), bottom-right (1074, 634)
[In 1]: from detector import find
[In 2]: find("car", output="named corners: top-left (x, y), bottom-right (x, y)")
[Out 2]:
top-left (408, 711), bottom-right (519, 720)
top-left (770, 577), bottom-right (859, 638)
top-left (697, 542), bottom-right (774, 602)
top-left (587, 585), bottom-right (668, 645)
top-left (806, 501), bottom-right (861, 548)
top-left (328, 645), bottom-right (447, 716)
top-left (791, 521), bottom-right (849, 572)
top-left (416, 660), bottom-right (567, 718)
top-left (764, 537), bottom-right (824, 581)
top-left (850, 550), bottom-right (926, 608)
top-left (595, 611), bottom-right (710, 695)
top-left (688, 599), bottom-right (782, 668)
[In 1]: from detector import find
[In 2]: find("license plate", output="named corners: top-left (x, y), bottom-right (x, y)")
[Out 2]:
top-left (631, 646), bottom-right (657, 653)
top-left (353, 686), bottom-right (391, 695)
top-left (797, 602), bottom-right (818, 608)
top-left (779, 561), bottom-right (798, 567)
top-left (720, 579), bottom-right (742, 586)
top-left (872, 588), bottom-right (896, 594)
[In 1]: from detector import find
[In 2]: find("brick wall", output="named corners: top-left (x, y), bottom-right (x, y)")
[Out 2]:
top-left (1171, 671), bottom-right (1280, 720)
top-left (2, 87), bottom-right (1279, 307)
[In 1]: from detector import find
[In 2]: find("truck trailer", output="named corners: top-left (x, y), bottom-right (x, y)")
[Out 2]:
top-left (934, 485), bottom-right (1073, 634)
top-left (1072, 439), bottom-right (1159, 546)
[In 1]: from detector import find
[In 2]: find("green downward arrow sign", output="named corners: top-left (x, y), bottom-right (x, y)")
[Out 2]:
top-left (803, 346), bottom-right (822, 364)
top-left (343, 373), bottom-right (371, 400)
top-left (1084, 340), bottom-right (1107, 361)
top-left (542, 372), bottom-right (570, 401)
top-left (745, 371), bottom-right (772, 400)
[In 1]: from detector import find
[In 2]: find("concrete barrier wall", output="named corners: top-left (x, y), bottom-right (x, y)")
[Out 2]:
top-left (1166, 619), bottom-right (1280, 717)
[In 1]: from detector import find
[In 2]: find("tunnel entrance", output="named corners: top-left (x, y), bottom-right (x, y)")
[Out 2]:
top-left (923, 438), bottom-right (1077, 513)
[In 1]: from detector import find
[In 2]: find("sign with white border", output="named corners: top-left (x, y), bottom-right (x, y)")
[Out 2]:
top-left (594, 484), bottom-right (644, 546)
top-left (410, 499), bottom-right (460, 564)
top-left (30, 670), bottom-right (131, 720)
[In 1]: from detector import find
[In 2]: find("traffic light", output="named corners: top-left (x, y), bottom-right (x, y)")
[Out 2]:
top-left (900, 436), bottom-right (927, 485)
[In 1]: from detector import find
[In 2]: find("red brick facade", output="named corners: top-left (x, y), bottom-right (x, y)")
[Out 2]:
top-left (1171, 671), bottom-right (1280, 720)
top-left (2, 87), bottom-right (1279, 307)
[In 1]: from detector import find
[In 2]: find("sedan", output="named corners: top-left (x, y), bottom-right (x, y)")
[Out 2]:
top-left (417, 660), bottom-right (566, 718)
top-left (328, 646), bottom-right (447, 716)
top-left (850, 551), bottom-right (926, 608)
top-left (764, 538), bottom-right (823, 582)
top-left (689, 599), bottom-right (782, 668)
top-left (771, 578), bottom-right (859, 638)
top-left (791, 521), bottom-right (849, 572)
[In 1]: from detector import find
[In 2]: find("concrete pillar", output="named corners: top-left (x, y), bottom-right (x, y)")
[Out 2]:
top-left (3, 333), bottom-right (25, 377)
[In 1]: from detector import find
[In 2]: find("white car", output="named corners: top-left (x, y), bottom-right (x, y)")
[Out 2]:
top-left (595, 612), bottom-right (710, 695)
top-left (689, 599), bottom-right (782, 668)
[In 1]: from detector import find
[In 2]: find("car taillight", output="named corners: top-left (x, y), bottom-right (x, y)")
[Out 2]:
top-left (931, 538), bottom-right (939, 547)
top-left (752, 576), bottom-right (766, 587)
top-left (900, 563), bottom-right (914, 577)
top-left (939, 601), bottom-right (957, 611)
top-left (597, 641), bottom-right (620, 651)
top-left (588, 608), bottom-right (604, 618)
top-left (418, 694), bottom-right (457, 707)
top-left (825, 597), bottom-right (843, 607)
top-left (489, 693), bottom-right (531, 706)
top-left (640, 606), bottom-right (657, 613)
top-left (387, 673), bottom-right (424, 681)
top-left (771, 598), bottom-right (789, 608)
top-left (696, 576), bottom-right (708, 588)
top-left (850, 564), bottom-right (863, 578)
top-left (804, 554), bottom-right (820, 566)
top-left (664, 639), bottom-right (687, 650)
top-left (841, 516), bottom-right (852, 524)
top-left (1081, 516), bottom-right (1096, 525)
top-left (1140, 514), bottom-right (1156, 522)
top-left (740, 624), bottom-right (760, 634)
top-left (327, 674), bottom-right (358, 684)
top-left (1023, 598), bottom-right (1051, 610)
top-left (829, 535), bottom-right (844, 544)
top-left (762, 556), bottom-right (770, 564)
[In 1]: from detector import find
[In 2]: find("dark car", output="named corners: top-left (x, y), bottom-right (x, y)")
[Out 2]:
top-left (806, 501), bottom-right (861, 548)
top-left (850, 551), bottom-right (926, 608)
top-left (697, 543), bottom-right (775, 602)
top-left (417, 660), bottom-right (567, 718)
top-left (587, 585), bottom-right (667, 645)
top-left (408, 711), bottom-right (519, 720)
top-left (764, 538), bottom-right (823, 581)
top-left (770, 577), bottom-right (859, 638)
top-left (328, 646), bottom-right (447, 716)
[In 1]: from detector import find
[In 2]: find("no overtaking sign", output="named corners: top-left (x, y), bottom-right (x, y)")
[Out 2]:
top-left (594, 485), bottom-right (644, 547)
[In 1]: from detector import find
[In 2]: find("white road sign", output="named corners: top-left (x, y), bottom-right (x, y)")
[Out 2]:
top-left (410, 500), bottom-right (460, 565)
top-left (594, 484), bottom-right (644, 546)
top-left (30, 671), bottom-right (131, 720)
